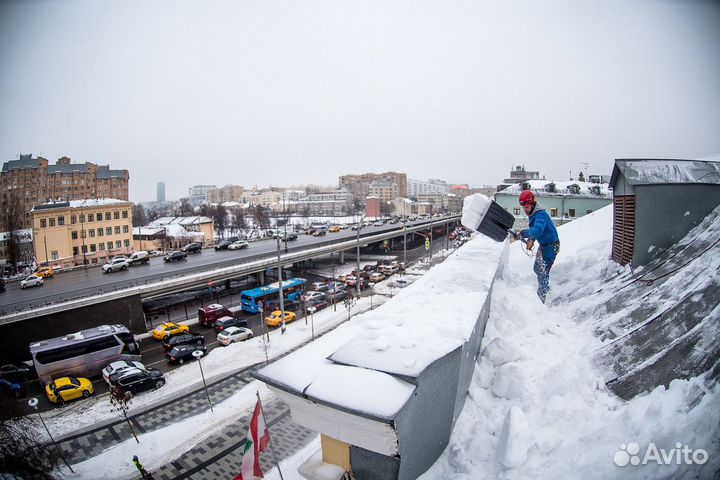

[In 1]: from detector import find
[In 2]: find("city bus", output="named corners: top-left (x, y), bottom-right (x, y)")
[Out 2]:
top-left (30, 324), bottom-right (141, 385)
top-left (240, 278), bottom-right (307, 314)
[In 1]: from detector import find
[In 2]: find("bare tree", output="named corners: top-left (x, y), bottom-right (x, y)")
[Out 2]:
top-left (213, 204), bottom-right (227, 237)
top-left (343, 294), bottom-right (357, 321)
top-left (109, 386), bottom-right (139, 443)
top-left (3, 193), bottom-right (24, 274)
top-left (0, 402), bottom-right (61, 479)
top-left (131, 203), bottom-right (147, 227)
top-left (178, 198), bottom-right (194, 217)
top-left (253, 205), bottom-right (270, 230)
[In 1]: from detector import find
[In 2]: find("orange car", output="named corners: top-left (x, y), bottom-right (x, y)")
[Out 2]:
top-left (265, 311), bottom-right (296, 328)
top-left (35, 266), bottom-right (55, 278)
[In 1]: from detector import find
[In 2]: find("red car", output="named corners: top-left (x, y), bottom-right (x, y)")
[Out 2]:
top-left (198, 304), bottom-right (232, 327)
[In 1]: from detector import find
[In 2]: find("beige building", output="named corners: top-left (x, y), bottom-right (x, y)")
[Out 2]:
top-left (1, 154), bottom-right (129, 231)
top-left (31, 199), bottom-right (134, 268)
top-left (339, 171), bottom-right (407, 202)
top-left (368, 180), bottom-right (399, 204)
top-left (391, 197), bottom-right (414, 217)
top-left (139, 216), bottom-right (215, 250)
top-left (207, 185), bottom-right (244, 204)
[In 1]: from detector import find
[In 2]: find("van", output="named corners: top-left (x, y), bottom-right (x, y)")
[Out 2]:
top-left (127, 251), bottom-right (150, 266)
top-left (198, 303), bottom-right (232, 327)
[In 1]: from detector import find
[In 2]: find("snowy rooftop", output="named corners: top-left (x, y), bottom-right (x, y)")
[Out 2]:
top-left (498, 180), bottom-right (611, 197)
top-left (149, 216), bottom-right (213, 226)
top-left (257, 234), bottom-right (506, 419)
top-left (31, 198), bottom-right (130, 211)
top-left (610, 158), bottom-right (720, 186)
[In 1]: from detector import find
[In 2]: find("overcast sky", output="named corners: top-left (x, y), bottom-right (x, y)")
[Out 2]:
top-left (1, 0), bottom-right (719, 202)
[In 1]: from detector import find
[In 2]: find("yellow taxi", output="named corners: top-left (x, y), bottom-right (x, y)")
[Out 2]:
top-left (45, 376), bottom-right (94, 405)
top-left (35, 266), bottom-right (55, 278)
top-left (328, 226), bottom-right (342, 233)
top-left (265, 310), bottom-right (296, 328)
top-left (152, 322), bottom-right (190, 340)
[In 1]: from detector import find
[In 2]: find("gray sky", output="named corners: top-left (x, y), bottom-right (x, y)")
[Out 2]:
top-left (1, 0), bottom-right (719, 202)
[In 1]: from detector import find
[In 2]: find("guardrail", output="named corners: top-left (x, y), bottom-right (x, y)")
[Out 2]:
top-left (0, 216), bottom-right (460, 323)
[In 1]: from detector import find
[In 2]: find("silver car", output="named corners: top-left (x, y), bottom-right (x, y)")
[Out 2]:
top-left (228, 240), bottom-right (249, 250)
top-left (103, 257), bottom-right (129, 273)
top-left (217, 327), bottom-right (254, 345)
top-left (20, 274), bottom-right (44, 289)
top-left (102, 360), bottom-right (145, 385)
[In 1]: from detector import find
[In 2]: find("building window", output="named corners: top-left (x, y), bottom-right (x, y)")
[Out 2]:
top-left (113, 211), bottom-right (119, 219)
top-left (113, 226), bottom-right (120, 235)
top-left (107, 241), bottom-right (113, 250)
top-left (106, 227), bottom-right (112, 235)
top-left (71, 215), bottom-right (77, 224)
top-left (57, 216), bottom-right (64, 226)
top-left (586, 209), bottom-right (593, 214)
top-left (79, 214), bottom-right (85, 223)
top-left (550, 208), bottom-right (558, 217)
top-left (49, 218), bottom-right (55, 227)
top-left (122, 210), bottom-right (128, 218)
top-left (123, 225), bottom-right (129, 233)
top-left (51, 251), bottom-right (59, 260)
top-left (71, 231), bottom-right (78, 240)
top-left (90, 244), bottom-right (96, 252)
top-left (105, 212), bottom-right (111, 220)
top-left (73, 246), bottom-right (79, 255)
top-left (80, 229), bottom-right (86, 238)
top-left (40, 219), bottom-right (47, 228)
top-left (115, 240), bottom-right (121, 249)
top-left (99, 243), bottom-right (105, 251)
top-left (89, 229), bottom-right (95, 237)
top-left (81, 245), bottom-right (87, 253)
top-left (88, 213), bottom-right (94, 222)
top-left (124, 239), bottom-right (130, 247)
top-left (569, 208), bottom-right (576, 218)
top-left (513, 208), bottom-right (521, 215)
top-left (95, 215), bottom-right (101, 224)
top-left (98, 228), bottom-right (103, 236)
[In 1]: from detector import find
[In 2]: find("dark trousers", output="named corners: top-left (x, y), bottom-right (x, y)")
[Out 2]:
top-left (533, 243), bottom-right (559, 302)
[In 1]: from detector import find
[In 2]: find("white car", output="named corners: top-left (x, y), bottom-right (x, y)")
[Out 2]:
top-left (217, 326), bottom-right (254, 345)
top-left (369, 272), bottom-right (386, 283)
top-left (102, 360), bottom-right (145, 384)
top-left (20, 274), bottom-right (43, 289)
top-left (103, 257), bottom-right (129, 273)
top-left (300, 291), bottom-right (326, 302)
top-left (228, 240), bottom-right (249, 250)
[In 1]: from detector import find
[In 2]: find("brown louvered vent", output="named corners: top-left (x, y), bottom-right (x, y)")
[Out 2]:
top-left (612, 195), bottom-right (635, 265)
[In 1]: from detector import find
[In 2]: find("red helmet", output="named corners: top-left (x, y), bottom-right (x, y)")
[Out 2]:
top-left (519, 190), bottom-right (535, 206)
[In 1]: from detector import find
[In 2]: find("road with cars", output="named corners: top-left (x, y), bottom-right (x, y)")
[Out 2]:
top-left (0, 216), bottom-right (457, 314)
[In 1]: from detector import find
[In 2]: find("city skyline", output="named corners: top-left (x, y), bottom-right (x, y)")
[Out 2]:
top-left (1, 1), bottom-right (719, 202)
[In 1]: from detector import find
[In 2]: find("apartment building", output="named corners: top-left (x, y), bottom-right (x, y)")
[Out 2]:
top-left (188, 185), bottom-right (217, 207)
top-left (297, 189), bottom-right (354, 216)
top-left (368, 180), bottom-right (399, 204)
top-left (407, 178), bottom-right (450, 199)
top-left (0, 154), bottom-right (129, 231)
top-left (31, 199), bottom-right (134, 268)
top-left (206, 185), bottom-right (244, 204)
top-left (339, 171), bottom-right (407, 201)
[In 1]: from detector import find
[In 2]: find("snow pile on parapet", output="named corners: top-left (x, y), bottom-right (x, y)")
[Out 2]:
top-left (421, 205), bottom-right (720, 479)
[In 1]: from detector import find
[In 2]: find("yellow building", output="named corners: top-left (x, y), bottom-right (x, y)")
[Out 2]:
top-left (31, 199), bottom-right (134, 268)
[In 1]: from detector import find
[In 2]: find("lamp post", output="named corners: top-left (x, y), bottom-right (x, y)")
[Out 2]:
top-left (80, 210), bottom-right (87, 266)
top-left (192, 350), bottom-right (213, 412)
top-left (275, 235), bottom-right (286, 333)
top-left (28, 397), bottom-right (74, 473)
top-left (43, 234), bottom-right (49, 267)
top-left (402, 220), bottom-right (407, 267)
top-left (355, 220), bottom-right (363, 298)
top-left (307, 306), bottom-right (316, 340)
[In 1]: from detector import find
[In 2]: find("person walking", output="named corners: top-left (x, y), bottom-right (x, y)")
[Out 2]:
top-left (513, 191), bottom-right (560, 303)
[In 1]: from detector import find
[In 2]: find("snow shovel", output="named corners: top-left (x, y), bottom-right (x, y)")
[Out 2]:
top-left (461, 194), bottom-right (517, 242)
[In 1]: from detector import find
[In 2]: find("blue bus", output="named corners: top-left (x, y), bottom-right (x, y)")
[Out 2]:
top-left (240, 278), bottom-right (306, 313)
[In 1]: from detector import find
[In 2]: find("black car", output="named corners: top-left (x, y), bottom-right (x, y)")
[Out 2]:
top-left (213, 316), bottom-right (248, 333)
top-left (181, 242), bottom-right (202, 253)
top-left (164, 250), bottom-right (187, 262)
top-left (111, 368), bottom-right (165, 395)
top-left (214, 237), bottom-right (240, 250)
top-left (313, 229), bottom-right (327, 236)
top-left (166, 344), bottom-right (207, 364)
top-left (305, 299), bottom-right (329, 311)
top-left (327, 289), bottom-right (347, 302)
top-left (282, 233), bottom-right (298, 241)
top-left (265, 299), bottom-right (301, 312)
top-left (162, 332), bottom-right (205, 351)
top-left (0, 363), bottom-right (32, 384)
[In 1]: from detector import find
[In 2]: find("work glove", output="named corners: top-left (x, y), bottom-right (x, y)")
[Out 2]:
top-left (513, 230), bottom-right (524, 241)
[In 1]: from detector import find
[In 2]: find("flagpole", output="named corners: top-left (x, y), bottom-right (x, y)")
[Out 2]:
top-left (257, 391), bottom-right (285, 480)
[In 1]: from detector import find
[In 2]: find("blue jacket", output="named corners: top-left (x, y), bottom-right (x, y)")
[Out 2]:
top-left (521, 203), bottom-right (559, 246)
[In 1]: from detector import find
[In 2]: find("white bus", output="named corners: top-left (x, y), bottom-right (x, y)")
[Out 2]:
top-left (30, 324), bottom-right (141, 385)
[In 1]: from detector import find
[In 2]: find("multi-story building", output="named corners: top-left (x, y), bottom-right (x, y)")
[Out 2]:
top-left (339, 172), bottom-right (407, 202)
top-left (390, 197), bottom-right (414, 217)
top-left (367, 180), bottom-right (399, 204)
top-left (407, 178), bottom-right (450, 199)
top-left (365, 197), bottom-right (381, 218)
top-left (497, 165), bottom-right (541, 192)
top-left (0, 228), bottom-right (34, 271)
top-left (297, 189), bottom-right (354, 216)
top-left (188, 185), bottom-right (217, 207)
top-left (31, 199), bottom-right (134, 268)
top-left (157, 182), bottom-right (166, 203)
top-left (135, 216), bottom-right (215, 251)
top-left (0, 154), bottom-right (129, 231)
top-left (495, 179), bottom-right (612, 225)
top-left (206, 185), bottom-right (244, 204)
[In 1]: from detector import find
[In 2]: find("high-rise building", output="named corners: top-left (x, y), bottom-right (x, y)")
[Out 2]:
top-left (407, 178), bottom-right (450, 199)
top-left (188, 185), bottom-right (217, 207)
top-left (157, 182), bottom-right (166, 203)
top-left (0, 154), bottom-right (129, 231)
top-left (339, 172), bottom-right (407, 203)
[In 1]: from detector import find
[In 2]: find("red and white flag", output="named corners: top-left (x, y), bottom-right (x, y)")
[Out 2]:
top-left (235, 399), bottom-right (271, 480)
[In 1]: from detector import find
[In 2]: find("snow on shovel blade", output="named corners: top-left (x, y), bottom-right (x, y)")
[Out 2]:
top-left (461, 194), bottom-right (515, 242)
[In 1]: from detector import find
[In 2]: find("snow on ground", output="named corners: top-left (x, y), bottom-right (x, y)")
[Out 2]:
top-left (419, 205), bottom-right (720, 479)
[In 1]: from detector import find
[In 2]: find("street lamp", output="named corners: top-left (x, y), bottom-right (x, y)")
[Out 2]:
top-left (307, 306), bottom-right (316, 340)
top-left (275, 235), bottom-right (286, 333)
top-left (28, 397), bottom-right (74, 473)
top-left (355, 218), bottom-right (364, 298)
top-left (192, 350), bottom-right (213, 412)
